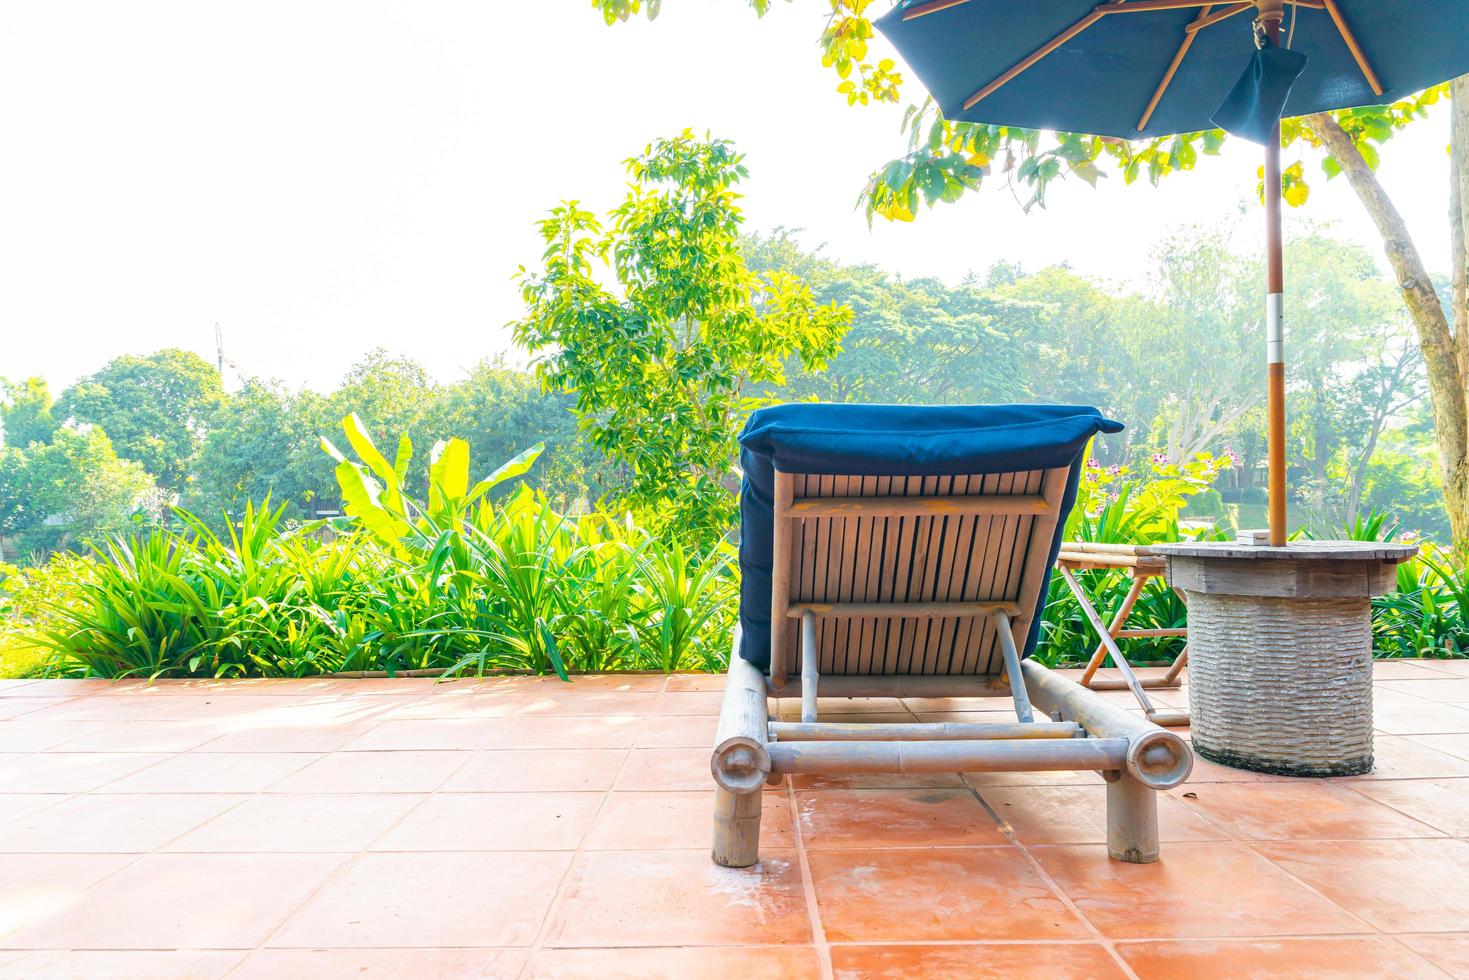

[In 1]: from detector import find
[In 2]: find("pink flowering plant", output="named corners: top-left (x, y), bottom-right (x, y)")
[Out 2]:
top-left (1067, 450), bottom-right (1231, 546)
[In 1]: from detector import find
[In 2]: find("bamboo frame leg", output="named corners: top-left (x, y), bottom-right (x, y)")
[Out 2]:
top-left (1021, 660), bottom-right (1193, 789)
top-left (1060, 566), bottom-right (1157, 714)
top-left (993, 610), bottom-right (1035, 724)
top-left (1077, 571), bottom-right (1149, 686)
top-left (800, 610), bottom-right (818, 724)
top-left (1093, 573), bottom-right (1151, 676)
top-left (1106, 773), bottom-right (1160, 864)
top-left (1163, 648), bottom-right (1189, 684)
top-left (711, 787), bottom-right (763, 868)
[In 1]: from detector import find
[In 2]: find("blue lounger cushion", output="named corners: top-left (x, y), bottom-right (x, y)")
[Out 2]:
top-left (737, 403), bottom-right (1124, 671)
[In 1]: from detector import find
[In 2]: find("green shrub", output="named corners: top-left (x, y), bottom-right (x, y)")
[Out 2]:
top-left (18, 420), bottom-right (737, 679)
top-left (0, 555), bottom-right (96, 677)
top-left (10, 426), bottom-right (1466, 678)
top-left (1181, 488), bottom-right (1225, 519)
top-left (1371, 543), bottom-right (1469, 659)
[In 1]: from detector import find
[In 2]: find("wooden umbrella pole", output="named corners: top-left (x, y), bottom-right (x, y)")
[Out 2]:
top-left (1261, 0), bottom-right (1288, 547)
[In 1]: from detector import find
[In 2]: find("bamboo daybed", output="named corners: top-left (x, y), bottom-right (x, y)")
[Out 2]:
top-left (711, 403), bottom-right (1193, 869)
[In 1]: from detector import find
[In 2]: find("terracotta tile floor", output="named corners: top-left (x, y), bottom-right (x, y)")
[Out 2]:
top-left (1, 662), bottom-right (1467, 978)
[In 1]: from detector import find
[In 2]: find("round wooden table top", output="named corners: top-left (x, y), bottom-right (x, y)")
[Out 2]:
top-left (1150, 540), bottom-right (1419, 563)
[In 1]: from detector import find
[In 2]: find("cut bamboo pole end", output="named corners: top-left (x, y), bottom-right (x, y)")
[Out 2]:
top-left (1129, 728), bottom-right (1194, 785)
top-left (712, 634), bottom-right (772, 794)
top-left (1021, 659), bottom-right (1193, 788)
top-left (712, 740), bottom-right (770, 794)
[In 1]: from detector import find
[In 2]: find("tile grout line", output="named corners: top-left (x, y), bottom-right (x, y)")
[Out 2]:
top-left (963, 777), bottom-right (1142, 980)
top-left (7, 666), bottom-right (1464, 971)
top-left (0, 686), bottom-right (204, 951)
top-left (0, 790), bottom-right (80, 835)
top-left (70, 702), bottom-right (369, 964)
top-left (511, 671), bottom-right (678, 976)
top-left (1399, 733), bottom-right (1469, 763)
top-left (1236, 830), bottom-right (1460, 978)
top-left (1229, 791), bottom-right (1468, 972)
top-left (1232, 835), bottom-right (1384, 934)
top-left (242, 693), bottom-right (482, 960)
top-left (785, 773), bottom-right (835, 980)
top-left (519, 689), bottom-right (645, 965)
top-left (1331, 776), bottom-right (1463, 837)
top-left (210, 680), bottom-right (551, 974)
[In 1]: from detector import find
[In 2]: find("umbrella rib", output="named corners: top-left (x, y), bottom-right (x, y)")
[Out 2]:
top-left (901, 0), bottom-right (973, 20)
top-left (1321, 0), bottom-right (1383, 96)
top-left (960, 6), bottom-right (1115, 111)
top-left (957, 0), bottom-right (1226, 113)
top-left (1137, 4), bottom-right (1216, 132)
top-left (1113, 0), bottom-right (1325, 12)
top-left (1184, 2), bottom-right (1254, 33)
top-left (1101, 0), bottom-right (1242, 12)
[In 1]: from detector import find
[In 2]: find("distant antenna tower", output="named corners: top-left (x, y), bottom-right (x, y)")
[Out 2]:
top-left (214, 322), bottom-right (225, 376)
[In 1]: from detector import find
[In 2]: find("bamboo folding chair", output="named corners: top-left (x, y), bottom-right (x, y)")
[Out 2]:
top-left (1056, 542), bottom-right (1190, 728)
top-left (712, 404), bottom-right (1193, 870)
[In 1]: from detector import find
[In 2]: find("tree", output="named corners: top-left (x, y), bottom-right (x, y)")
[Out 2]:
top-left (1304, 89), bottom-right (1469, 545)
top-left (56, 349), bottom-right (224, 494)
top-left (187, 379), bottom-right (328, 521)
top-left (1356, 416), bottom-right (1447, 538)
top-left (748, 223), bottom-right (1425, 505)
top-left (324, 349), bottom-right (440, 452)
top-left (595, 3), bottom-right (1466, 544)
top-left (305, 350), bottom-right (442, 513)
top-left (0, 425), bottom-right (161, 558)
top-left (1333, 337), bottom-right (1426, 525)
top-left (1139, 228), bottom-right (1259, 463)
top-left (1275, 232), bottom-right (1426, 520)
top-left (994, 266), bottom-right (1157, 461)
top-left (514, 132), bottom-right (851, 534)
top-left (189, 355), bottom-right (616, 524)
top-left (426, 359), bottom-right (614, 508)
top-left (0, 378), bottom-right (58, 448)
top-left (744, 233), bottom-right (1027, 406)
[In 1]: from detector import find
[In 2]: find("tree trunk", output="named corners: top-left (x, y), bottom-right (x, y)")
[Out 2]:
top-left (1310, 385), bottom-right (1332, 484)
top-left (1306, 110), bottom-right (1469, 547)
top-left (1453, 77), bottom-right (1469, 385)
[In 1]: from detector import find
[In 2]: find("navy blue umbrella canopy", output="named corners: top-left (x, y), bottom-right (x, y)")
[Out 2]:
top-left (875, 0), bottom-right (1469, 547)
top-left (875, 0), bottom-right (1469, 142)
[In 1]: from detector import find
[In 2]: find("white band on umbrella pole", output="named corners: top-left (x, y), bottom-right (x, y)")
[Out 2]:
top-left (1266, 292), bottom-right (1283, 365)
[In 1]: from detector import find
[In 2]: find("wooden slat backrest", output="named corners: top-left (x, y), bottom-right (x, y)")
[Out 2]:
top-left (768, 466), bottom-right (1070, 680)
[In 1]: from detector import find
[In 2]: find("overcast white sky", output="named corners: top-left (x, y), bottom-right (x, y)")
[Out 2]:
top-left (0, 1), bottom-right (1454, 392)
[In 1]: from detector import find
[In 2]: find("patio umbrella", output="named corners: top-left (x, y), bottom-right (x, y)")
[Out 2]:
top-left (875, 0), bottom-right (1469, 545)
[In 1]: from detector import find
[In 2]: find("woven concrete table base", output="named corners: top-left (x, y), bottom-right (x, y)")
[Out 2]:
top-left (1186, 593), bottom-right (1372, 775)
top-left (1154, 540), bottom-right (1417, 778)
